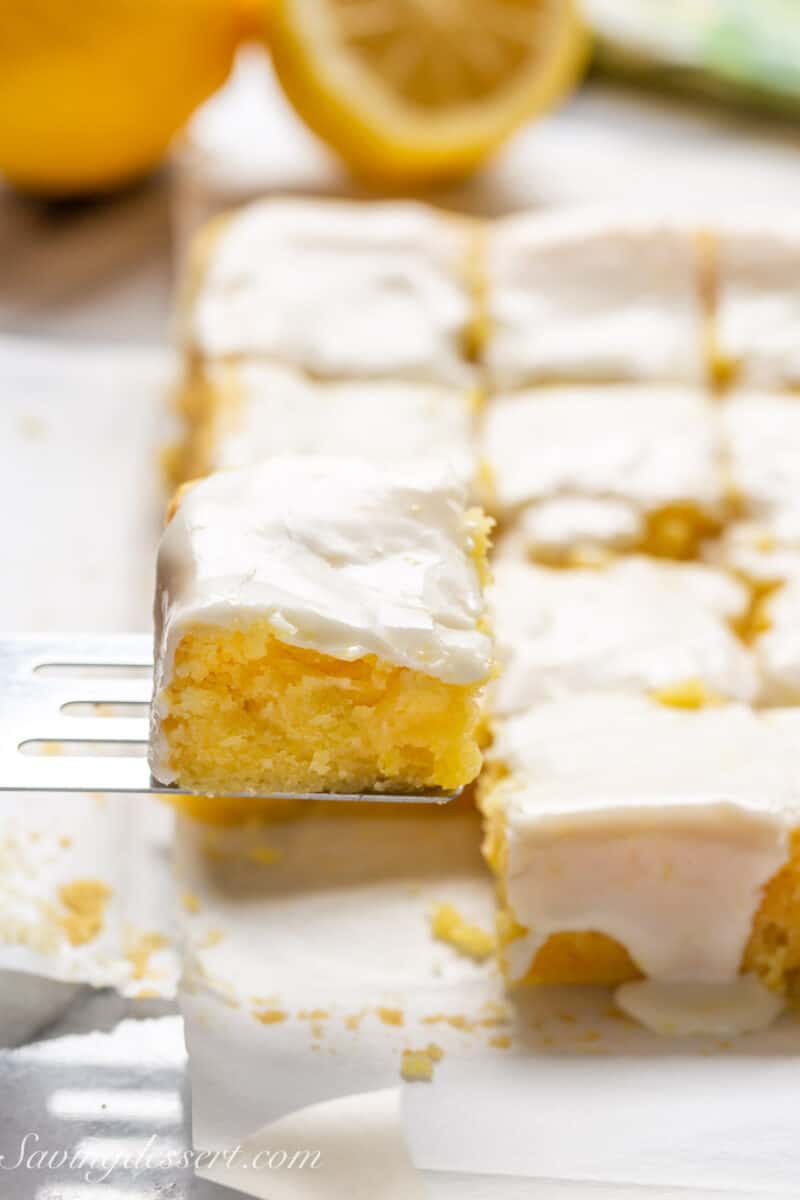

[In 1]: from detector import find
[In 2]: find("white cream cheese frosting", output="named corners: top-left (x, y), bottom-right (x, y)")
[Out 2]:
top-left (186, 198), bottom-right (475, 385)
top-left (754, 575), bottom-right (800, 706)
top-left (489, 557), bottom-right (757, 716)
top-left (205, 361), bottom-right (477, 489)
top-left (488, 695), bottom-right (797, 1031)
top-left (151, 455), bottom-right (492, 730)
top-left (722, 391), bottom-right (800, 537)
top-left (483, 384), bottom-right (724, 530)
top-left (705, 523), bottom-right (800, 588)
top-left (486, 210), bottom-right (706, 388)
top-left (513, 497), bottom-right (642, 561)
top-left (716, 223), bottom-right (800, 388)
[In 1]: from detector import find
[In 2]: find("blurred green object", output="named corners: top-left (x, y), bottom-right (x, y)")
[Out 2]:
top-left (585, 0), bottom-right (800, 113)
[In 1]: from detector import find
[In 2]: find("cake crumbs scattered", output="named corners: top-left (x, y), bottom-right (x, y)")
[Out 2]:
top-left (57, 879), bottom-right (112, 946)
top-left (310, 1023), bottom-right (325, 1039)
top-left (423, 1012), bottom-right (475, 1033)
top-left (344, 1010), bottom-right (365, 1031)
top-left (200, 928), bottom-right (225, 948)
top-left (377, 1006), bottom-right (404, 1027)
top-left (125, 930), bottom-right (168, 980)
top-left (253, 1008), bottom-right (288, 1025)
top-left (429, 902), bottom-right (495, 962)
top-left (426, 1042), bottom-right (444, 1061)
top-left (181, 890), bottom-right (201, 914)
top-left (401, 1049), bottom-right (435, 1082)
top-left (298, 1008), bottom-right (330, 1021)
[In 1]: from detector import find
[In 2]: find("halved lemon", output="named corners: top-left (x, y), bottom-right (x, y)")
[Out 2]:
top-left (268, 0), bottom-right (588, 184)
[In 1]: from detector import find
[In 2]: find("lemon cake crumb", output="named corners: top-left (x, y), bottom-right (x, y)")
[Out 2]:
top-left (401, 1049), bottom-right (435, 1082)
top-left (377, 1007), bottom-right (404, 1027)
top-left (429, 902), bottom-right (495, 962)
top-left (253, 1009), bottom-right (288, 1025)
top-left (57, 880), bottom-right (112, 946)
top-left (181, 891), bottom-right (201, 915)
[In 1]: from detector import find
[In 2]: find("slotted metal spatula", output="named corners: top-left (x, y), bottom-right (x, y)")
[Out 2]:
top-left (0, 635), bottom-right (459, 803)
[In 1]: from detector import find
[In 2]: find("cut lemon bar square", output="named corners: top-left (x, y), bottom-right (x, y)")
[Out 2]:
top-left (485, 211), bottom-right (708, 388)
top-left (170, 360), bottom-right (478, 489)
top-left (489, 557), bottom-right (756, 718)
top-left (178, 197), bottom-right (479, 386)
top-left (713, 223), bottom-right (800, 389)
top-left (480, 694), bottom-right (800, 1033)
top-left (483, 384), bottom-right (725, 562)
top-left (149, 456), bottom-right (493, 796)
top-left (722, 391), bottom-right (800, 542)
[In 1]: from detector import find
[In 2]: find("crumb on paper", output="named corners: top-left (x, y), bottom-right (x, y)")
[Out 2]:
top-left (310, 1023), bottom-right (325, 1039)
top-left (401, 1049), bottom-right (435, 1083)
top-left (57, 879), bottom-right (112, 946)
top-left (426, 1042), bottom-right (444, 1061)
top-left (422, 1012), bottom-right (475, 1033)
top-left (181, 890), bottom-right (201, 914)
top-left (298, 1008), bottom-right (329, 1021)
top-left (479, 1000), bottom-right (511, 1025)
top-left (17, 415), bottom-right (47, 440)
top-left (247, 846), bottom-right (283, 866)
top-left (253, 1008), bottom-right (288, 1025)
top-left (200, 928), bottom-right (224, 948)
top-left (489, 1034), bottom-right (512, 1049)
top-left (377, 1006), bottom-right (404, 1027)
top-left (58, 835), bottom-right (72, 850)
top-left (125, 931), bottom-right (168, 980)
top-left (134, 988), bottom-right (162, 1000)
top-left (344, 1010), bottom-right (365, 1031)
top-left (429, 902), bottom-right (495, 962)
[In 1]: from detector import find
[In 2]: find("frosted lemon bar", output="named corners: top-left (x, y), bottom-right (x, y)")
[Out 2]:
top-left (149, 456), bottom-right (493, 796)
top-left (179, 198), bottom-right (478, 385)
top-left (747, 564), bottom-right (800, 707)
top-left (171, 361), bottom-right (477, 488)
top-left (483, 384), bottom-right (725, 561)
top-left (486, 211), bottom-right (708, 388)
top-left (481, 694), bottom-right (800, 1034)
top-left (722, 391), bottom-right (800, 543)
top-left (490, 558), bottom-right (756, 717)
top-left (713, 223), bottom-right (800, 388)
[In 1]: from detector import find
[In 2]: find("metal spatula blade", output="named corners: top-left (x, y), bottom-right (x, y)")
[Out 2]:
top-left (0, 635), bottom-right (460, 803)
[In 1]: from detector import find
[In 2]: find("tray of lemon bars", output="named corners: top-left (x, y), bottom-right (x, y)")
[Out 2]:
top-left (4, 198), bottom-right (800, 1198)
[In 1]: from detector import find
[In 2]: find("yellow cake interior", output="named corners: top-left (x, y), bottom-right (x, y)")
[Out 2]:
top-left (642, 503), bottom-right (721, 561)
top-left (160, 623), bottom-right (485, 795)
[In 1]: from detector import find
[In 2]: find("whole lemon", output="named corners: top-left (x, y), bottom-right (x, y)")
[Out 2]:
top-left (0, 0), bottom-right (243, 196)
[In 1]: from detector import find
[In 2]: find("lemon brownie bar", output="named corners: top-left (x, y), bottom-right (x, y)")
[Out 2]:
top-left (178, 197), bottom-right (479, 386)
top-left (485, 211), bottom-right (708, 388)
top-left (712, 222), bottom-right (800, 389)
top-left (150, 456), bottom-right (493, 796)
top-left (489, 557), bottom-right (756, 717)
top-left (170, 361), bottom-right (477, 488)
top-left (481, 694), bottom-right (800, 1034)
top-left (483, 384), bottom-right (725, 562)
